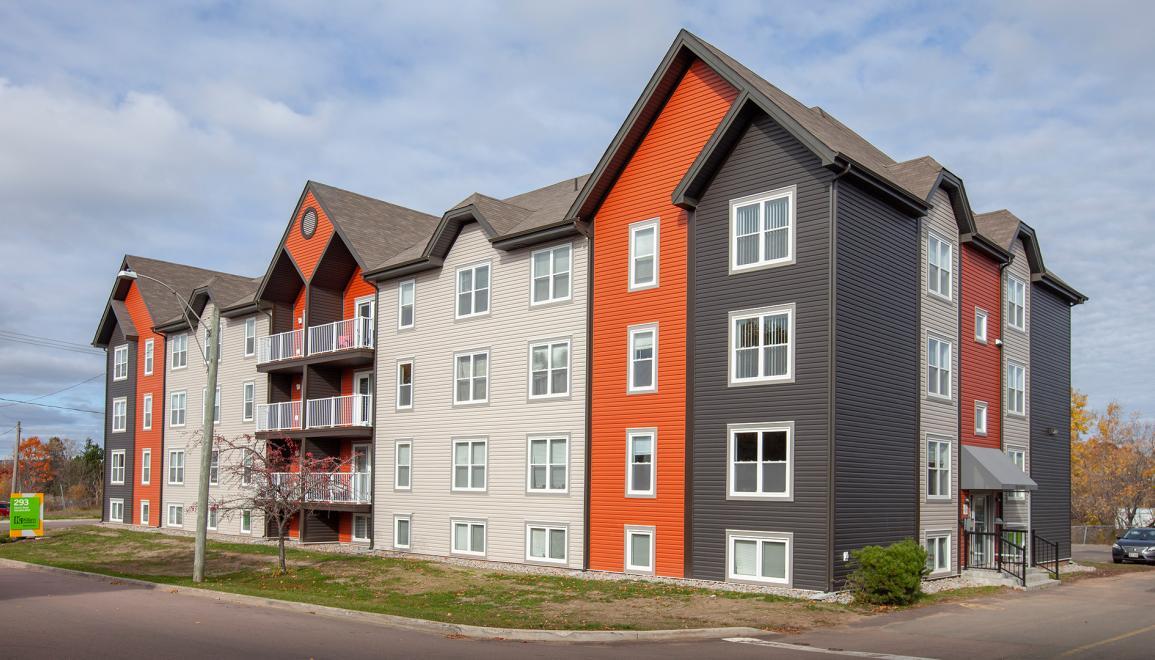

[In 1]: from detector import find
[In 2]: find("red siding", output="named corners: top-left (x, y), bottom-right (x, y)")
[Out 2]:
top-left (961, 243), bottom-right (1002, 448)
top-left (124, 281), bottom-right (163, 527)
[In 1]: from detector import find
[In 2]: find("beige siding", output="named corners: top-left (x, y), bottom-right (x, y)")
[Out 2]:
top-left (919, 189), bottom-right (959, 573)
top-left (1003, 240), bottom-right (1031, 532)
top-left (373, 224), bottom-right (588, 567)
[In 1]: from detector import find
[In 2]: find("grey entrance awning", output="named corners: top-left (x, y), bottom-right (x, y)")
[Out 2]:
top-left (961, 445), bottom-right (1038, 491)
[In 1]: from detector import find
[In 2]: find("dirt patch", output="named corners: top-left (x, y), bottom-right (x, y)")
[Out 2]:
top-left (547, 595), bottom-right (859, 632)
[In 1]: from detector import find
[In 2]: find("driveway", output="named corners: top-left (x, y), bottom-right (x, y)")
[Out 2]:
top-left (1072, 543), bottom-right (1113, 563)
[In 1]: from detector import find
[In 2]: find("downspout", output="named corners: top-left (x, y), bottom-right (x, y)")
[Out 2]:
top-left (582, 221), bottom-right (593, 572)
top-left (828, 160), bottom-right (851, 590)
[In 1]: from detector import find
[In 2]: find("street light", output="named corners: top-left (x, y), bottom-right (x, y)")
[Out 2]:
top-left (118, 267), bottom-right (219, 583)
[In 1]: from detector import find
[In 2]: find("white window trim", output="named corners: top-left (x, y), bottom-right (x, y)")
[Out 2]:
top-left (208, 449), bottom-right (219, 486)
top-left (624, 526), bottom-right (655, 575)
top-left (142, 393), bottom-right (153, 431)
top-left (627, 323), bottom-right (658, 394)
top-left (1007, 276), bottom-right (1027, 333)
top-left (729, 186), bottom-right (797, 273)
top-left (927, 334), bottom-right (953, 401)
top-left (393, 514), bottom-right (412, 549)
top-left (974, 308), bottom-right (989, 344)
top-left (455, 261), bottom-right (492, 320)
top-left (240, 509), bottom-right (252, 534)
top-left (530, 242), bottom-right (574, 305)
top-left (140, 500), bottom-right (150, 526)
top-left (207, 507), bottom-right (218, 531)
top-left (626, 428), bottom-right (656, 498)
top-left (169, 390), bottom-right (187, 428)
top-left (525, 434), bottom-right (569, 494)
top-left (527, 338), bottom-right (571, 399)
top-left (925, 531), bottom-right (952, 575)
top-left (352, 513), bottom-right (371, 543)
top-left (111, 397), bottom-right (128, 433)
top-left (109, 498), bottom-right (124, 523)
top-left (726, 422), bottom-right (794, 501)
top-left (170, 333), bottom-right (188, 371)
top-left (974, 401), bottom-right (988, 437)
top-left (1006, 446), bottom-right (1028, 501)
top-left (168, 449), bottom-right (185, 486)
top-left (728, 304), bottom-right (795, 386)
top-left (141, 448), bottom-right (151, 486)
top-left (927, 230), bottom-right (954, 302)
top-left (113, 344), bottom-right (129, 381)
top-left (628, 218), bottom-right (660, 291)
top-left (452, 350), bottom-right (489, 405)
top-left (525, 523), bottom-right (569, 564)
top-left (450, 519), bottom-right (487, 557)
top-left (144, 338), bottom-right (154, 375)
top-left (398, 279), bottom-right (416, 330)
top-left (726, 530), bottom-right (793, 586)
top-left (243, 317), bottom-right (256, 357)
top-left (109, 450), bottom-right (126, 485)
top-left (926, 435), bottom-right (952, 501)
top-left (451, 437), bottom-right (488, 492)
top-left (396, 359), bottom-right (414, 410)
top-left (242, 381), bottom-right (255, 422)
top-left (394, 440), bottom-right (412, 491)
top-left (1006, 360), bottom-right (1027, 417)
top-left (167, 503), bottom-right (184, 528)
top-left (202, 386), bottom-right (221, 424)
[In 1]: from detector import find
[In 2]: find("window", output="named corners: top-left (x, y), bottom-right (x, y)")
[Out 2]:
top-left (394, 515), bottom-right (411, 549)
top-left (110, 450), bottom-right (126, 485)
top-left (395, 440), bottom-right (412, 490)
top-left (454, 351), bottom-right (488, 404)
top-left (396, 361), bottom-right (413, 409)
top-left (109, 498), bottom-right (124, 523)
top-left (926, 534), bottom-right (950, 573)
top-left (629, 219), bottom-right (658, 290)
top-left (528, 436), bottom-right (567, 492)
top-left (353, 514), bottom-right (371, 542)
top-left (140, 500), bottom-right (150, 526)
top-left (452, 438), bottom-right (487, 491)
top-left (532, 244), bottom-right (572, 303)
top-left (207, 507), bottom-right (219, 531)
top-left (974, 309), bottom-right (989, 343)
top-left (141, 449), bottom-right (151, 485)
top-left (927, 336), bottom-right (952, 399)
top-left (144, 339), bottom-right (154, 375)
top-left (1007, 447), bottom-right (1027, 500)
top-left (142, 393), bottom-right (153, 430)
top-left (731, 187), bottom-right (794, 271)
top-left (1007, 276), bottom-right (1026, 332)
top-left (208, 450), bottom-right (219, 485)
top-left (202, 386), bottom-right (221, 423)
top-left (171, 333), bottom-right (188, 369)
top-left (397, 279), bottom-right (416, 329)
top-left (167, 504), bottom-right (183, 528)
top-left (1006, 361), bottom-right (1026, 416)
top-left (974, 402), bottom-right (988, 437)
top-left (456, 262), bottom-right (490, 318)
top-left (728, 424), bottom-right (792, 499)
top-left (168, 449), bottom-right (185, 485)
top-left (927, 437), bottom-right (951, 499)
top-left (626, 430), bottom-right (655, 497)
top-left (112, 397), bottom-right (127, 433)
top-left (244, 317), bottom-right (256, 356)
top-left (113, 344), bottom-right (129, 381)
top-left (730, 305), bottom-right (793, 384)
top-left (529, 340), bottom-right (569, 398)
top-left (627, 325), bottom-right (657, 393)
top-left (927, 232), bottom-right (952, 299)
top-left (625, 527), bottom-right (654, 573)
top-left (242, 382), bottom-right (255, 421)
top-left (169, 390), bottom-right (187, 427)
top-left (728, 532), bottom-right (790, 584)
top-left (240, 509), bottom-right (252, 534)
top-left (241, 448), bottom-right (253, 485)
top-left (203, 326), bottom-right (221, 363)
top-left (452, 520), bottom-right (486, 556)
top-left (526, 524), bottom-right (567, 563)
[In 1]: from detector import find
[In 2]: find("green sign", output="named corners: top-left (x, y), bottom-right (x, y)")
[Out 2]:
top-left (9, 493), bottom-right (43, 537)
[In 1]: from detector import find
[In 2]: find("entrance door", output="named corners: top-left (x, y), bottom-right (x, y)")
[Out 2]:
top-left (352, 443), bottom-right (371, 502)
top-left (970, 493), bottom-right (994, 566)
top-left (354, 297), bottom-right (375, 348)
top-left (353, 371), bottom-right (373, 426)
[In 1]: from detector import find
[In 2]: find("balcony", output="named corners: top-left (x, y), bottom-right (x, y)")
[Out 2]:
top-left (271, 472), bottom-right (371, 505)
top-left (257, 317), bottom-right (374, 373)
top-left (258, 328), bottom-right (304, 364)
top-left (256, 395), bottom-right (372, 439)
top-left (256, 400), bottom-right (302, 432)
top-left (306, 394), bottom-right (372, 429)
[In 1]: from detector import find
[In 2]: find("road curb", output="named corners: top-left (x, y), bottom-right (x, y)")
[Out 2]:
top-left (0, 558), bottom-right (768, 643)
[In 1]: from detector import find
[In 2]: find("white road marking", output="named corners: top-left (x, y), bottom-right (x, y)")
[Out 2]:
top-left (723, 637), bottom-right (938, 660)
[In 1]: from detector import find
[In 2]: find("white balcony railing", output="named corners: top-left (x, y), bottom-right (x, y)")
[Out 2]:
top-left (305, 394), bottom-right (372, 429)
top-left (307, 317), bottom-right (374, 356)
top-left (256, 400), bottom-right (302, 432)
top-left (270, 472), bottom-right (371, 503)
top-left (257, 328), bottom-right (304, 364)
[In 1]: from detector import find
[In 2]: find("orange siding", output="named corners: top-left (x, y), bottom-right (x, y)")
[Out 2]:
top-left (342, 266), bottom-right (376, 320)
top-left (589, 60), bottom-right (737, 576)
top-left (124, 281), bottom-right (163, 527)
top-left (292, 286), bottom-right (307, 330)
top-left (283, 191), bottom-right (334, 283)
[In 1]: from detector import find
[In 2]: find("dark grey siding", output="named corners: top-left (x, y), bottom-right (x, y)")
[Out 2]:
top-left (832, 179), bottom-right (920, 584)
top-left (1030, 285), bottom-right (1072, 559)
top-left (689, 114), bottom-right (833, 590)
top-left (304, 509), bottom-right (340, 543)
top-left (104, 323), bottom-right (135, 523)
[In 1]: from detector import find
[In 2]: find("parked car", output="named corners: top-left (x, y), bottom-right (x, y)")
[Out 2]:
top-left (0, 501), bottom-right (8, 518)
top-left (1112, 528), bottom-right (1155, 564)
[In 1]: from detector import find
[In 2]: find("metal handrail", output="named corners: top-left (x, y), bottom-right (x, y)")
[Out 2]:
top-left (1032, 531), bottom-right (1060, 580)
top-left (257, 329), bottom-right (304, 364)
top-left (270, 472), bottom-right (371, 503)
top-left (255, 401), bottom-right (302, 432)
top-left (305, 394), bottom-right (373, 429)
top-left (963, 529), bottom-right (1026, 586)
top-left (307, 317), bottom-right (374, 356)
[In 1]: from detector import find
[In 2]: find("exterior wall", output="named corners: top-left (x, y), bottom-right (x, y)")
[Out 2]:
top-left (284, 192), bottom-right (335, 282)
top-left (1002, 241), bottom-right (1032, 532)
top-left (161, 307), bottom-right (210, 532)
top-left (919, 188), bottom-right (960, 574)
top-left (1030, 284), bottom-right (1072, 559)
top-left (832, 179), bottom-right (920, 586)
top-left (104, 323), bottom-right (135, 523)
top-left (124, 282), bottom-right (163, 526)
top-left (688, 113), bottom-right (832, 590)
top-left (589, 59), bottom-right (737, 577)
top-left (373, 224), bottom-right (589, 568)
top-left (960, 244), bottom-right (1003, 449)
top-left (342, 267), bottom-right (376, 319)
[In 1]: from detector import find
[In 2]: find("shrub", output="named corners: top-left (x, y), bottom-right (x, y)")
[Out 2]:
top-left (845, 539), bottom-right (928, 605)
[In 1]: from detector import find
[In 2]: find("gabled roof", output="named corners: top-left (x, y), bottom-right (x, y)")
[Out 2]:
top-left (974, 210), bottom-right (1022, 252)
top-left (308, 181), bottom-right (441, 271)
top-left (885, 156), bottom-right (946, 203)
top-left (157, 274), bottom-right (263, 330)
top-left (974, 210), bottom-right (1087, 304)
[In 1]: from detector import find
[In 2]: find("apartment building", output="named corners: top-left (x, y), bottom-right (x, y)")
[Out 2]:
top-left (94, 28), bottom-right (1085, 592)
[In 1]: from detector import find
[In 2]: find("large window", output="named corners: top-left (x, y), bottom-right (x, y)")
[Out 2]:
top-left (169, 391), bottom-right (187, 427)
top-left (167, 504), bottom-right (183, 528)
top-left (144, 339), bottom-right (154, 375)
top-left (110, 450), bottom-right (126, 485)
top-left (532, 244), bottom-right (572, 304)
top-left (730, 305), bottom-right (793, 384)
top-left (627, 324), bottom-right (656, 393)
top-left (452, 438), bottom-right (487, 491)
top-left (244, 317), bottom-right (256, 356)
top-left (926, 533), bottom-right (950, 574)
top-left (395, 440), bottom-right (412, 490)
top-left (397, 360), bottom-right (413, 409)
top-left (731, 187), bottom-right (794, 271)
top-left (728, 532), bottom-right (790, 584)
top-left (927, 336), bottom-right (952, 399)
top-left (452, 520), bottom-right (486, 556)
top-left (242, 382), bottom-right (255, 421)
top-left (454, 351), bottom-right (488, 405)
top-left (626, 430), bottom-right (655, 497)
top-left (112, 397), bottom-right (127, 433)
top-left (394, 515), bottom-right (411, 549)
top-left (398, 280), bottom-right (415, 329)
top-left (526, 524), bottom-right (567, 563)
top-left (927, 437), bottom-right (951, 499)
top-left (927, 232), bottom-right (952, 299)
top-left (527, 436), bottom-right (567, 492)
top-left (729, 424), bottom-right (792, 499)
top-left (974, 401), bottom-right (988, 437)
top-left (1007, 447), bottom-right (1027, 501)
top-left (141, 448), bottom-right (151, 485)
top-left (113, 345), bottom-right (129, 381)
top-left (109, 498), bottom-right (124, 523)
top-left (171, 333), bottom-right (188, 369)
top-left (456, 262), bottom-right (490, 318)
top-left (1006, 361), bottom-right (1026, 416)
top-left (1007, 276), bottom-right (1026, 331)
top-left (142, 393), bottom-right (153, 430)
top-left (629, 219), bottom-right (658, 290)
top-left (625, 527), bottom-right (654, 574)
top-left (529, 340), bottom-right (569, 398)
top-left (352, 514), bottom-right (371, 542)
top-left (168, 449), bottom-right (185, 485)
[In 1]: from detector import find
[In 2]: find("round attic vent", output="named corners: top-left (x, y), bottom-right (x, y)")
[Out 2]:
top-left (301, 208), bottom-right (318, 239)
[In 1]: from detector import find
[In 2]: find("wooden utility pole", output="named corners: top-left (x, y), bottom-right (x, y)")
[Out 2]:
top-left (11, 421), bottom-right (20, 493)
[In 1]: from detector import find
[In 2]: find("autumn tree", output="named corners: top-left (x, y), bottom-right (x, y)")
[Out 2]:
top-left (1072, 400), bottom-right (1155, 527)
top-left (1071, 388), bottom-right (1094, 441)
top-left (13, 436), bottom-right (54, 492)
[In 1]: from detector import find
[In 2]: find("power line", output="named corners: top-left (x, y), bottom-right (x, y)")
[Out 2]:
top-left (0, 334), bottom-right (104, 356)
top-left (0, 330), bottom-right (96, 351)
top-left (0, 396), bottom-right (102, 415)
top-left (0, 373), bottom-right (103, 410)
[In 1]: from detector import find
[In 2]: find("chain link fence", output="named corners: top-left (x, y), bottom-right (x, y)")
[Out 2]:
top-left (1071, 525), bottom-right (1121, 544)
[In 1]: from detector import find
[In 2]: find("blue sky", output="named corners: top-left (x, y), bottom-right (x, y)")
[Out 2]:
top-left (1, 0), bottom-right (1151, 451)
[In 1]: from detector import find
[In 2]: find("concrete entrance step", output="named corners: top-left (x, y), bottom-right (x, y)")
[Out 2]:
top-left (962, 568), bottom-right (1060, 590)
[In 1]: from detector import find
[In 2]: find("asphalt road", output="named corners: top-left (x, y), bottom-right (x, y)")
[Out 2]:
top-left (1, 562), bottom-right (1153, 659)
top-left (1072, 543), bottom-right (1113, 563)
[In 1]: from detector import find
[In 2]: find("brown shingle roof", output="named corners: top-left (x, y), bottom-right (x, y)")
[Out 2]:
top-left (885, 156), bottom-right (945, 203)
top-left (124, 255), bottom-right (254, 327)
top-left (309, 181), bottom-right (441, 272)
top-left (974, 210), bottom-right (1023, 251)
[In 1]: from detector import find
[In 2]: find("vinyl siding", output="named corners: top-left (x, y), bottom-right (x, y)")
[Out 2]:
top-left (689, 113), bottom-right (832, 590)
top-left (1030, 284), bottom-right (1071, 559)
top-left (104, 323), bottom-right (135, 523)
top-left (284, 192), bottom-right (334, 282)
top-left (832, 178), bottom-right (920, 586)
top-left (124, 281), bottom-right (163, 525)
top-left (960, 244), bottom-right (1003, 450)
top-left (373, 224), bottom-right (588, 567)
top-left (1002, 241), bottom-right (1031, 532)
